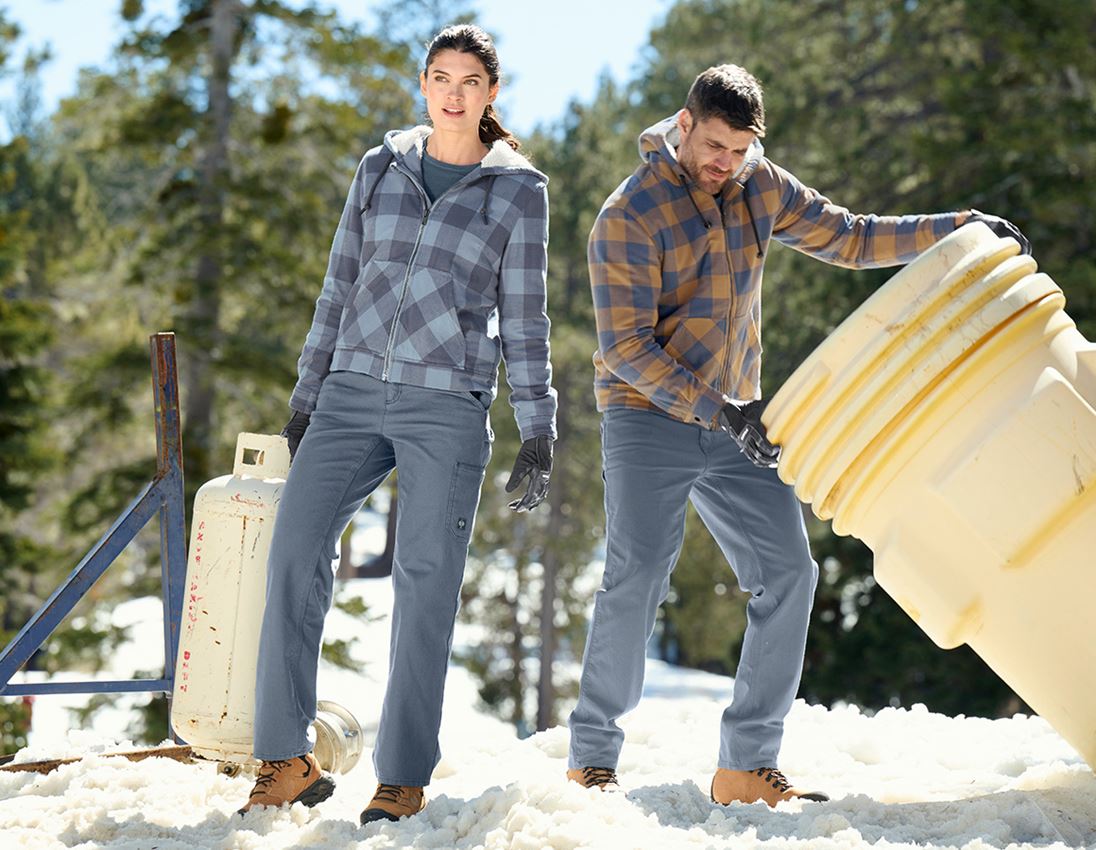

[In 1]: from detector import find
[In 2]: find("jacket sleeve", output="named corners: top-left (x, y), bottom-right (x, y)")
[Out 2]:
top-left (288, 155), bottom-right (369, 414)
top-left (497, 180), bottom-right (558, 441)
top-left (769, 162), bottom-right (957, 269)
top-left (589, 206), bottom-right (726, 425)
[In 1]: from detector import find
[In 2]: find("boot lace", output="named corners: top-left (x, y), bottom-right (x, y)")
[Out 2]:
top-left (249, 759), bottom-right (299, 796)
top-left (755, 767), bottom-right (791, 793)
top-left (581, 766), bottom-right (619, 788)
top-left (373, 783), bottom-right (405, 803)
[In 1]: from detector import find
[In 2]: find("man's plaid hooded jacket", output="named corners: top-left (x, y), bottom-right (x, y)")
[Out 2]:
top-left (290, 126), bottom-right (557, 441)
top-left (589, 114), bottom-right (958, 428)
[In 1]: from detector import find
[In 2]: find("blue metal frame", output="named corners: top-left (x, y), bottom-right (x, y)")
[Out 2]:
top-left (0, 333), bottom-right (187, 703)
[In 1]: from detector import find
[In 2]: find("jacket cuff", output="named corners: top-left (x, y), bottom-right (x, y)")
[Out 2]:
top-left (519, 418), bottom-right (557, 443)
top-left (288, 386), bottom-right (318, 416)
top-left (690, 389), bottom-right (725, 429)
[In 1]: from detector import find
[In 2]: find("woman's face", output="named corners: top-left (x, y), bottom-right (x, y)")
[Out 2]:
top-left (420, 49), bottom-right (498, 138)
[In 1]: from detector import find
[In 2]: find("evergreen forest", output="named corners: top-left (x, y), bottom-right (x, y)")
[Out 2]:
top-left (2, 0), bottom-right (1094, 754)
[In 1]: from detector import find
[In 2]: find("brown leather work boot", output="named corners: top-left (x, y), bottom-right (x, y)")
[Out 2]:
top-left (711, 767), bottom-right (828, 807)
top-left (237, 753), bottom-right (335, 814)
top-left (359, 783), bottom-right (426, 824)
top-left (566, 766), bottom-right (621, 791)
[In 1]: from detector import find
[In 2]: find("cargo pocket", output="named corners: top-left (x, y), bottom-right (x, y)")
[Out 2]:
top-left (446, 461), bottom-right (485, 541)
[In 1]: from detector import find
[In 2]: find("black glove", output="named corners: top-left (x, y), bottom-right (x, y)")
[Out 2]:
top-left (505, 435), bottom-right (553, 512)
top-left (717, 399), bottom-right (780, 468)
top-left (281, 410), bottom-right (311, 461)
top-left (966, 209), bottom-right (1031, 255)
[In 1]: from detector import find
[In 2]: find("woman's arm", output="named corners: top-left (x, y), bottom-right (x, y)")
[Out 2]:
top-left (497, 180), bottom-right (558, 441)
top-left (287, 153), bottom-right (372, 414)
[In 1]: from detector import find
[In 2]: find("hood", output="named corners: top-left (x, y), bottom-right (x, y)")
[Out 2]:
top-left (638, 113), bottom-right (764, 189)
top-left (384, 125), bottom-right (547, 183)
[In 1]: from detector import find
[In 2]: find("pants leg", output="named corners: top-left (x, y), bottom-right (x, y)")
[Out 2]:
top-left (690, 429), bottom-right (818, 771)
top-left (253, 372), bottom-right (396, 760)
top-left (372, 384), bottom-right (492, 786)
top-left (567, 410), bottom-right (703, 770)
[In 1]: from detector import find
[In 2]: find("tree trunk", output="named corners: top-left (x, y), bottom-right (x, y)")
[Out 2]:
top-left (536, 372), bottom-right (571, 731)
top-left (536, 503), bottom-right (561, 731)
top-left (184, 0), bottom-right (239, 492)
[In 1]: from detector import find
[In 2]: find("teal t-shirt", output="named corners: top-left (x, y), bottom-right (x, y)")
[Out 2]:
top-left (421, 149), bottom-right (479, 203)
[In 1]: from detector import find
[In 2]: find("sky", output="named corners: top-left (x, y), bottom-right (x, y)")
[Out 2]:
top-left (0, 0), bottom-right (673, 137)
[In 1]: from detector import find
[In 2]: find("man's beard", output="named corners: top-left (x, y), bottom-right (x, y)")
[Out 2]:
top-left (678, 145), bottom-right (727, 195)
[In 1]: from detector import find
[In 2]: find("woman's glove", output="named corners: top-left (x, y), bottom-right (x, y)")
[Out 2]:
top-left (505, 435), bottom-right (553, 512)
top-left (281, 410), bottom-right (311, 461)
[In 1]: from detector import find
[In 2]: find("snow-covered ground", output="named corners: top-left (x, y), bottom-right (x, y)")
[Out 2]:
top-left (3, 520), bottom-right (1094, 849)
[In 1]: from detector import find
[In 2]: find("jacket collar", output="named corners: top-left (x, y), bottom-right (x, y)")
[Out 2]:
top-left (384, 125), bottom-right (547, 183)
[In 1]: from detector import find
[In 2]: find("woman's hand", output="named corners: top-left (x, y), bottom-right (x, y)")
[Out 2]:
top-left (505, 435), bottom-right (553, 512)
top-left (281, 410), bottom-right (311, 461)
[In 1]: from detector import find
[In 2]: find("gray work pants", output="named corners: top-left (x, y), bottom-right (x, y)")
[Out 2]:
top-left (568, 408), bottom-right (818, 772)
top-left (253, 370), bottom-right (491, 786)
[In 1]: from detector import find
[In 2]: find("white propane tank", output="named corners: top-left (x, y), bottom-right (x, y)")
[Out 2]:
top-left (170, 433), bottom-right (362, 772)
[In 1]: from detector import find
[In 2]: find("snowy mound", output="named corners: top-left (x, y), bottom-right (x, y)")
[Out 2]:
top-left (2, 578), bottom-right (1093, 849)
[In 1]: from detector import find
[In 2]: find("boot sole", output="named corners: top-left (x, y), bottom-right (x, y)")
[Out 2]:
top-left (360, 807), bottom-right (402, 825)
top-left (236, 776), bottom-right (335, 816)
top-left (710, 778), bottom-right (829, 805)
top-left (292, 776), bottom-right (336, 808)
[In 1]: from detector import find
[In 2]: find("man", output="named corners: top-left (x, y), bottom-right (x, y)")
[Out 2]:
top-left (565, 64), bottom-right (1028, 807)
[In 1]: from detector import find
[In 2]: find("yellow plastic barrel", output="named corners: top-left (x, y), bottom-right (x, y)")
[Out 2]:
top-left (764, 222), bottom-right (1096, 769)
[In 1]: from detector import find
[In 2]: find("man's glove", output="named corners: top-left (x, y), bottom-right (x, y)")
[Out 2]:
top-left (966, 209), bottom-right (1031, 255)
top-left (505, 435), bottom-right (553, 512)
top-left (717, 399), bottom-right (780, 468)
top-left (281, 410), bottom-right (311, 461)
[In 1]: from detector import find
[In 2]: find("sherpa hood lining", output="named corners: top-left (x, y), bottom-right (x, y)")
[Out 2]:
top-left (384, 125), bottom-right (546, 181)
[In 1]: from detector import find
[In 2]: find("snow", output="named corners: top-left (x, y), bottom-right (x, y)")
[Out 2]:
top-left (3, 514), bottom-right (1095, 848)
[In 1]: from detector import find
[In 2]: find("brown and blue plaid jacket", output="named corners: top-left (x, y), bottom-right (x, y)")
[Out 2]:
top-left (589, 115), bottom-right (958, 428)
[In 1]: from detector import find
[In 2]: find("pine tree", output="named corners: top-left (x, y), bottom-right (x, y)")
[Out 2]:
top-left (5, 0), bottom-right (416, 741)
top-left (0, 16), bottom-right (66, 753)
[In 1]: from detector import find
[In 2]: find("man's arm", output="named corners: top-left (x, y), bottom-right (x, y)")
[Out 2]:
top-left (769, 162), bottom-right (958, 269)
top-left (590, 207), bottom-right (726, 425)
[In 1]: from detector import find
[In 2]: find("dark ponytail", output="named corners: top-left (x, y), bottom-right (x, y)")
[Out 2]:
top-left (479, 103), bottom-right (519, 151)
top-left (425, 24), bottom-right (521, 152)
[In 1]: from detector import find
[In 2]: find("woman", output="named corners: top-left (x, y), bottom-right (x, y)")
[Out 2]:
top-left (239, 24), bottom-right (557, 824)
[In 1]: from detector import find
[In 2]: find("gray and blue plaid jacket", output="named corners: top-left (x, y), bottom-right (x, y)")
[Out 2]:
top-left (290, 126), bottom-right (557, 441)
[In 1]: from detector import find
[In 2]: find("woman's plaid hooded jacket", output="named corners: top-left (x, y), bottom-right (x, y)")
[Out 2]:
top-left (589, 114), bottom-right (958, 428)
top-left (290, 126), bottom-right (557, 441)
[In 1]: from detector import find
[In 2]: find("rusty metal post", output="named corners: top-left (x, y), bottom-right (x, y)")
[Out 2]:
top-left (151, 333), bottom-right (187, 707)
top-left (0, 333), bottom-right (188, 709)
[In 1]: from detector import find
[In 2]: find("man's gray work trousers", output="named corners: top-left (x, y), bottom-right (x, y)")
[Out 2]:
top-left (253, 370), bottom-right (491, 787)
top-left (568, 408), bottom-right (818, 772)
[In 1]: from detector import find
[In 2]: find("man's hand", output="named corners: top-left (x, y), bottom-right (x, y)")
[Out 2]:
top-left (505, 435), bottom-right (553, 512)
top-left (965, 209), bottom-right (1032, 255)
top-left (717, 399), bottom-right (780, 468)
top-left (281, 410), bottom-right (311, 461)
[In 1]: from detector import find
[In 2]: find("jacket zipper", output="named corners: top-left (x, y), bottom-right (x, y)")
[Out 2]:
top-left (717, 192), bottom-right (739, 399)
top-left (716, 177), bottom-right (759, 401)
top-left (381, 160), bottom-right (484, 382)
